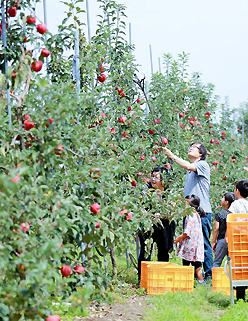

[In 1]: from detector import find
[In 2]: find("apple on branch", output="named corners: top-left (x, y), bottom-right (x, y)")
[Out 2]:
top-left (8, 7), bottom-right (17, 17)
top-left (98, 74), bottom-right (107, 82)
top-left (126, 212), bottom-right (133, 221)
top-left (90, 203), bottom-right (101, 214)
top-left (31, 60), bottom-right (43, 72)
top-left (61, 265), bottom-right (72, 277)
top-left (26, 15), bottom-right (36, 24)
top-left (131, 180), bottom-right (136, 187)
top-left (74, 265), bottom-right (85, 274)
top-left (95, 220), bottom-right (101, 229)
top-left (37, 23), bottom-right (47, 34)
top-left (41, 48), bottom-right (50, 58)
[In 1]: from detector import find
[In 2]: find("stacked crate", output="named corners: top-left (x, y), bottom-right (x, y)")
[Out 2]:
top-left (212, 267), bottom-right (236, 295)
top-left (141, 261), bottom-right (194, 295)
top-left (226, 213), bottom-right (248, 280)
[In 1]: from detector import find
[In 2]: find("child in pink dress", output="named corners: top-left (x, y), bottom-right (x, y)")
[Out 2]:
top-left (174, 194), bottom-right (205, 283)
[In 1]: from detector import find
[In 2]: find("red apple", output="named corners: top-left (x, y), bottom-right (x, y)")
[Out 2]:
top-left (90, 203), bottom-right (100, 214)
top-left (118, 116), bottom-right (126, 124)
top-left (24, 121), bottom-right (35, 131)
top-left (151, 156), bottom-right (156, 163)
top-left (179, 122), bottom-right (183, 128)
top-left (179, 113), bottom-right (184, 118)
top-left (95, 220), bottom-right (100, 229)
top-left (235, 217), bottom-right (245, 222)
top-left (148, 129), bottom-right (155, 135)
top-left (46, 316), bottom-right (61, 321)
top-left (31, 60), bottom-right (43, 72)
top-left (117, 88), bottom-right (123, 94)
top-left (164, 163), bottom-right (171, 169)
top-left (8, 7), bottom-right (17, 17)
top-left (154, 118), bottom-right (160, 124)
top-left (74, 265), bottom-right (85, 274)
top-left (46, 118), bottom-right (54, 128)
top-left (120, 92), bottom-right (125, 98)
top-left (98, 74), bottom-right (107, 82)
top-left (25, 136), bottom-right (33, 147)
top-left (189, 120), bottom-right (194, 126)
top-left (99, 65), bottom-right (104, 73)
top-left (54, 145), bottom-right (65, 156)
top-left (126, 212), bottom-right (133, 221)
top-left (131, 180), bottom-right (136, 187)
top-left (41, 48), bottom-right (50, 58)
top-left (128, 107), bottom-right (131, 111)
top-left (140, 155), bottom-right (145, 161)
top-left (90, 168), bottom-right (101, 179)
top-left (26, 15), bottom-right (36, 24)
top-left (20, 222), bottom-right (30, 232)
top-left (37, 23), bottom-right (47, 34)
top-left (10, 174), bottom-right (21, 183)
top-left (61, 265), bottom-right (71, 277)
top-left (137, 97), bottom-right (141, 103)
top-left (204, 102), bottom-right (208, 106)
top-left (162, 137), bottom-right (168, 145)
top-left (210, 139), bottom-right (215, 144)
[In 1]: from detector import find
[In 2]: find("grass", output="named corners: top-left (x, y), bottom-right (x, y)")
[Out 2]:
top-left (144, 288), bottom-right (248, 321)
top-left (48, 242), bottom-right (248, 320)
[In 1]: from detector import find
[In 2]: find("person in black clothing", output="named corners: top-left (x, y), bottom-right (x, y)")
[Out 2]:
top-left (137, 166), bottom-right (175, 285)
top-left (212, 192), bottom-right (235, 267)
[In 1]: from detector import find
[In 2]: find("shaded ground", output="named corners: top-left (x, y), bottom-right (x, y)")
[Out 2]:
top-left (77, 295), bottom-right (151, 321)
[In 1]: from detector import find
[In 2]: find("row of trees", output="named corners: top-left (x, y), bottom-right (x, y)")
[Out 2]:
top-left (0, 0), bottom-right (247, 320)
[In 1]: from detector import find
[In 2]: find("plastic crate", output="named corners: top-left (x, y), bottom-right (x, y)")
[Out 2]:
top-left (228, 251), bottom-right (248, 280)
top-left (212, 267), bottom-right (233, 295)
top-left (140, 262), bottom-right (176, 289)
top-left (141, 261), bottom-right (194, 295)
top-left (227, 213), bottom-right (248, 251)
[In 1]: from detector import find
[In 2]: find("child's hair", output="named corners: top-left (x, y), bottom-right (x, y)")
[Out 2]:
top-left (235, 180), bottom-right (248, 198)
top-left (185, 194), bottom-right (206, 218)
top-left (224, 192), bottom-right (235, 207)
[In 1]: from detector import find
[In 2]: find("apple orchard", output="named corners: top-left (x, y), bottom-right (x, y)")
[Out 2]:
top-left (0, 0), bottom-right (247, 320)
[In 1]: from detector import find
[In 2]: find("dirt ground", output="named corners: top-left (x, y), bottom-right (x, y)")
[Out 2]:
top-left (76, 295), bottom-right (151, 321)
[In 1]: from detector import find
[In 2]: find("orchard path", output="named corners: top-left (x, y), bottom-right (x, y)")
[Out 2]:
top-left (76, 294), bottom-right (151, 321)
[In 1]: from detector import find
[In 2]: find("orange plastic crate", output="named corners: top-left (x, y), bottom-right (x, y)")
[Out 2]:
top-left (141, 262), bottom-right (194, 295)
top-left (227, 213), bottom-right (248, 251)
top-left (228, 251), bottom-right (248, 280)
top-left (140, 262), bottom-right (176, 289)
top-left (212, 267), bottom-right (233, 295)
